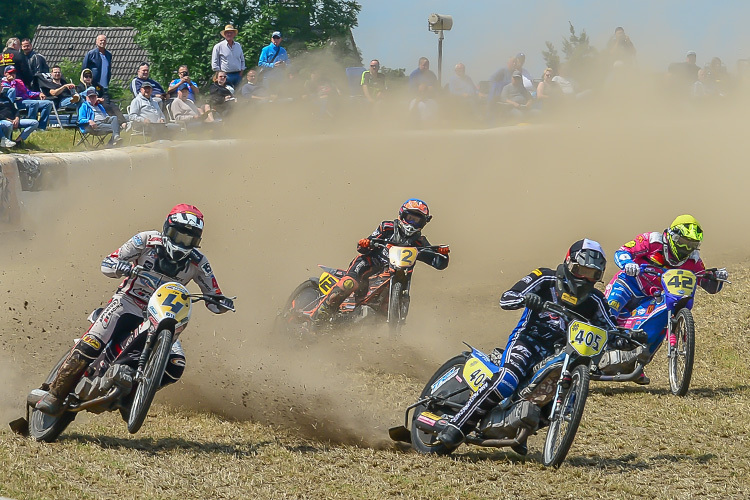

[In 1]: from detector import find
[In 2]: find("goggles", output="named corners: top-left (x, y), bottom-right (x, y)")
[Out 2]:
top-left (671, 231), bottom-right (701, 251)
top-left (568, 249), bottom-right (605, 282)
top-left (165, 225), bottom-right (201, 249)
top-left (402, 212), bottom-right (427, 229)
top-left (569, 263), bottom-right (603, 282)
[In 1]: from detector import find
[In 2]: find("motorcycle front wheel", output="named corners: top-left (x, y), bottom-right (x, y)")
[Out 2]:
top-left (542, 364), bottom-right (590, 468)
top-left (668, 308), bottom-right (695, 397)
top-left (127, 329), bottom-right (173, 434)
top-left (28, 352), bottom-right (77, 442)
top-left (388, 281), bottom-right (406, 334)
top-left (411, 354), bottom-right (471, 455)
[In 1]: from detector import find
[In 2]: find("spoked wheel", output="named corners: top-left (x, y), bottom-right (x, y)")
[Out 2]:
top-left (542, 364), bottom-right (590, 468)
top-left (411, 354), bottom-right (471, 455)
top-left (668, 308), bottom-right (695, 396)
top-left (388, 281), bottom-right (407, 334)
top-left (127, 329), bottom-right (173, 434)
top-left (274, 280), bottom-right (324, 336)
top-left (28, 352), bottom-right (77, 442)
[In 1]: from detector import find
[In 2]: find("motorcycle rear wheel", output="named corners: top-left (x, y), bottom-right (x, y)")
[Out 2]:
top-left (668, 308), bottom-right (695, 397)
top-left (275, 280), bottom-right (323, 336)
top-left (28, 352), bottom-right (77, 442)
top-left (411, 354), bottom-right (470, 455)
top-left (542, 364), bottom-right (590, 468)
top-left (127, 329), bottom-right (172, 434)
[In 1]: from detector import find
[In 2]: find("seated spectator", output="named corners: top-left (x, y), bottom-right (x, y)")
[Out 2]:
top-left (668, 51), bottom-right (701, 87)
top-left (240, 69), bottom-right (269, 102)
top-left (130, 62), bottom-right (167, 101)
top-left (489, 57), bottom-right (517, 101)
top-left (128, 81), bottom-right (180, 138)
top-left (170, 83), bottom-right (213, 124)
top-left (167, 65), bottom-right (199, 101)
top-left (706, 57), bottom-right (730, 97)
top-left (2, 38), bottom-right (33, 88)
top-left (207, 71), bottom-right (237, 117)
top-left (1, 65), bottom-right (53, 130)
top-left (0, 87), bottom-right (39, 147)
top-left (77, 86), bottom-right (122, 146)
top-left (76, 68), bottom-right (128, 125)
top-left (536, 68), bottom-right (563, 101)
top-left (448, 62), bottom-right (478, 98)
top-left (38, 65), bottom-right (81, 108)
top-left (514, 53), bottom-right (535, 92)
top-left (361, 59), bottom-right (386, 103)
top-left (304, 69), bottom-right (342, 119)
top-left (21, 38), bottom-right (49, 90)
top-left (408, 57), bottom-right (438, 123)
top-left (500, 70), bottom-right (537, 121)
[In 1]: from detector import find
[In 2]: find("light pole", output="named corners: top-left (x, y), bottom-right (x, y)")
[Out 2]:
top-left (428, 13), bottom-right (453, 86)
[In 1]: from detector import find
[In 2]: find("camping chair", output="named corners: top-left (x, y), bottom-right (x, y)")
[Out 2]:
top-left (73, 124), bottom-right (110, 150)
top-left (126, 105), bottom-right (150, 144)
top-left (165, 103), bottom-right (188, 133)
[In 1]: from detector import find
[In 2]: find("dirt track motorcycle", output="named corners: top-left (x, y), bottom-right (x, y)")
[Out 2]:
top-left (276, 238), bottom-right (448, 335)
top-left (389, 301), bottom-right (647, 467)
top-left (10, 267), bottom-right (235, 442)
top-left (592, 264), bottom-right (728, 396)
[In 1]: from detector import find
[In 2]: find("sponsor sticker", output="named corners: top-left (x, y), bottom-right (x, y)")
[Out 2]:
top-left (430, 367), bottom-right (459, 394)
top-left (201, 262), bottom-right (213, 276)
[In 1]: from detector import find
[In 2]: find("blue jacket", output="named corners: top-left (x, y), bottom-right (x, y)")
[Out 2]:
top-left (82, 48), bottom-right (113, 88)
top-left (77, 100), bottom-right (108, 132)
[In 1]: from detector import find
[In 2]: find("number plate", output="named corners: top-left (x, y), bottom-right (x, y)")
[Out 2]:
top-left (462, 357), bottom-right (494, 392)
top-left (318, 272), bottom-right (339, 294)
top-left (389, 246), bottom-right (418, 268)
top-left (662, 269), bottom-right (697, 297)
top-left (568, 320), bottom-right (608, 356)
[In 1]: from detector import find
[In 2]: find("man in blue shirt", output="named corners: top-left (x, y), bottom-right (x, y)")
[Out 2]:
top-left (82, 35), bottom-right (112, 98)
top-left (258, 31), bottom-right (290, 90)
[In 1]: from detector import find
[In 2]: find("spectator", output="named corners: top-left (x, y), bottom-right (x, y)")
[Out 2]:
top-left (21, 38), bottom-right (49, 89)
top-left (692, 68), bottom-right (709, 99)
top-left (448, 62), bottom-right (478, 98)
top-left (128, 81), bottom-right (179, 138)
top-left (500, 70), bottom-right (536, 121)
top-left (77, 86), bottom-right (122, 146)
top-left (361, 59), bottom-right (386, 103)
top-left (240, 69), bottom-right (268, 102)
top-left (0, 87), bottom-right (39, 147)
top-left (167, 65), bottom-right (199, 101)
top-left (304, 69), bottom-right (342, 119)
top-left (489, 57), bottom-right (517, 101)
top-left (258, 31), bottom-right (290, 90)
top-left (130, 62), bottom-right (167, 101)
top-left (608, 27), bottom-right (636, 66)
top-left (707, 56), bottom-right (729, 96)
top-left (514, 53), bottom-right (535, 91)
top-left (170, 83), bottom-right (212, 124)
top-left (76, 68), bottom-right (127, 125)
top-left (408, 57), bottom-right (438, 123)
top-left (82, 34), bottom-right (112, 98)
top-left (212, 25), bottom-right (246, 89)
top-left (536, 67), bottom-right (562, 100)
top-left (38, 65), bottom-right (80, 108)
top-left (2, 38), bottom-right (33, 88)
top-left (207, 71), bottom-right (237, 117)
top-left (668, 51), bottom-right (701, 86)
top-left (1, 65), bottom-right (53, 130)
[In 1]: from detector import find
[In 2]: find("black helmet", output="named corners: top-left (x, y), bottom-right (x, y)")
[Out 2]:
top-left (555, 239), bottom-right (607, 305)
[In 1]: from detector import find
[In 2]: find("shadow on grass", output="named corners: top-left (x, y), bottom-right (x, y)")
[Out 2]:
top-left (590, 384), bottom-right (750, 398)
top-left (568, 451), bottom-right (716, 469)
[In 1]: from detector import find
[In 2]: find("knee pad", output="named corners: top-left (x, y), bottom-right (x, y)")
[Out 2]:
top-left (328, 276), bottom-right (359, 304)
top-left (74, 333), bottom-right (105, 361)
top-left (161, 354), bottom-right (186, 387)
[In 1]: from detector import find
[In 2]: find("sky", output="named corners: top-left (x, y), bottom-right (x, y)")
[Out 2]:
top-left (351, 0), bottom-right (750, 82)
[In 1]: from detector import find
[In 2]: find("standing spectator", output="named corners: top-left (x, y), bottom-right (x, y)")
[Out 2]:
top-left (212, 25), bottom-right (246, 89)
top-left (258, 31), bottom-right (290, 90)
top-left (0, 87), bottom-right (39, 147)
top-left (38, 65), bottom-right (80, 108)
top-left (82, 34), bottom-right (112, 98)
top-left (2, 38), bottom-right (33, 88)
top-left (207, 71), bottom-right (237, 117)
top-left (2, 66), bottom-right (53, 130)
top-left (21, 38), bottom-right (49, 90)
top-left (607, 27), bottom-right (636, 66)
top-left (128, 81), bottom-right (179, 138)
top-left (167, 65), bottom-right (199, 101)
top-left (668, 51), bottom-right (701, 86)
top-left (240, 69), bottom-right (268, 102)
top-left (170, 83), bottom-right (212, 124)
top-left (361, 59), bottom-right (386, 103)
top-left (76, 68), bottom-right (127, 125)
top-left (408, 57), bottom-right (438, 123)
top-left (130, 63), bottom-right (167, 101)
top-left (78, 87), bottom-right (122, 146)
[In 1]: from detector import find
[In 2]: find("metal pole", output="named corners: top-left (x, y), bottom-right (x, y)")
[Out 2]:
top-left (438, 30), bottom-right (444, 86)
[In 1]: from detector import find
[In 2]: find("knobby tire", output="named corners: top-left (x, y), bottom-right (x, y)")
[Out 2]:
top-left (669, 308), bottom-right (695, 397)
top-left (28, 352), bottom-right (77, 442)
top-left (127, 329), bottom-right (173, 434)
top-left (542, 364), bottom-right (590, 467)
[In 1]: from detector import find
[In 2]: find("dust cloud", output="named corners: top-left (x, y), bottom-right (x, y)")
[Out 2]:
top-left (1, 72), bottom-right (749, 446)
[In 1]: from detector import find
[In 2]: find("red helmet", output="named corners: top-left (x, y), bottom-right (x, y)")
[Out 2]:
top-left (162, 204), bottom-right (204, 262)
top-left (397, 198), bottom-right (432, 237)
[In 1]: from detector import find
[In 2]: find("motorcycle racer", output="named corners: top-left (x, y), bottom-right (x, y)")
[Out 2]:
top-left (308, 198), bottom-right (449, 324)
top-left (36, 204), bottom-right (234, 416)
top-left (435, 239), bottom-right (617, 453)
top-left (604, 214), bottom-right (726, 384)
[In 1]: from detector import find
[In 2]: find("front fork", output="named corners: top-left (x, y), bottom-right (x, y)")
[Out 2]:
top-left (666, 309), bottom-right (677, 354)
top-left (549, 353), bottom-right (572, 420)
top-left (134, 329), bottom-right (156, 382)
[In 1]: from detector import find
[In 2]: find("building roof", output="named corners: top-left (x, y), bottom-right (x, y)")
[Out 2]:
top-left (31, 26), bottom-right (149, 84)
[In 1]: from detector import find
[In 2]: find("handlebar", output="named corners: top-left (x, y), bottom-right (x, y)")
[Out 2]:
top-left (542, 300), bottom-right (647, 345)
top-left (368, 238), bottom-right (448, 252)
top-left (131, 265), bottom-right (236, 312)
top-left (639, 264), bottom-right (730, 283)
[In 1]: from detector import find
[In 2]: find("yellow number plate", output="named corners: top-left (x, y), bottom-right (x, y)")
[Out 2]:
top-left (462, 357), bottom-right (493, 392)
top-left (389, 246), bottom-right (418, 268)
top-left (568, 320), bottom-right (608, 357)
top-left (662, 269), bottom-right (696, 296)
top-left (318, 272), bottom-right (339, 295)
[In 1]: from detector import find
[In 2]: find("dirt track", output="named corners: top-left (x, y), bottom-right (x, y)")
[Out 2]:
top-left (1, 108), bottom-right (749, 449)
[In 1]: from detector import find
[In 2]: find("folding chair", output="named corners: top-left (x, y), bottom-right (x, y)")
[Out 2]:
top-left (126, 105), bottom-right (150, 144)
top-left (73, 110), bottom-right (111, 150)
top-left (166, 103), bottom-right (188, 134)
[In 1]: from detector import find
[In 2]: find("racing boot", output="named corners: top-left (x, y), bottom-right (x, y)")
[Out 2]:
top-left (634, 370), bottom-right (650, 385)
top-left (435, 422), bottom-right (465, 450)
top-left (309, 276), bottom-right (358, 325)
top-left (35, 352), bottom-right (89, 416)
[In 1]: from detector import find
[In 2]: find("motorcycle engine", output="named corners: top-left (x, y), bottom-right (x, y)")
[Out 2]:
top-left (75, 364), bottom-right (135, 409)
top-left (479, 400), bottom-right (541, 439)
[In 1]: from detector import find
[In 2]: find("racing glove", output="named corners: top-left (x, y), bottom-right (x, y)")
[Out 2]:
top-left (219, 297), bottom-right (235, 312)
top-left (114, 261), bottom-right (134, 277)
top-left (714, 268), bottom-right (728, 281)
top-left (358, 238), bottom-right (370, 249)
top-left (437, 245), bottom-right (450, 255)
top-left (523, 293), bottom-right (543, 312)
top-left (624, 263), bottom-right (639, 277)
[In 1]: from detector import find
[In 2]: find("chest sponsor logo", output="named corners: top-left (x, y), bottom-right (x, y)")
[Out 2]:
top-left (201, 262), bottom-right (213, 276)
top-left (133, 234), bottom-right (143, 246)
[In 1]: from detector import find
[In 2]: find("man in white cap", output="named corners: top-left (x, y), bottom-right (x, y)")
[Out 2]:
top-left (211, 24), bottom-right (246, 88)
top-left (258, 31), bottom-right (290, 90)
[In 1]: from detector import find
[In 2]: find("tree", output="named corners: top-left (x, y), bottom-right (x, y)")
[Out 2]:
top-left (0, 0), bottom-right (123, 42)
top-left (543, 22), bottom-right (602, 88)
top-left (542, 42), bottom-right (560, 74)
top-left (124, 0), bottom-right (361, 87)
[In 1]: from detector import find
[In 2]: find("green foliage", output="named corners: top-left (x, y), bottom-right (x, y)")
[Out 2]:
top-left (123, 0), bottom-right (361, 88)
top-left (544, 22), bottom-right (602, 88)
top-left (0, 0), bottom-right (124, 41)
top-left (58, 59), bottom-right (82, 85)
top-left (560, 22), bottom-right (597, 61)
top-left (542, 42), bottom-right (560, 74)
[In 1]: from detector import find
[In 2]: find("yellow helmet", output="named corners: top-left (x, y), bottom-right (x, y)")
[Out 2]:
top-left (664, 214), bottom-right (703, 265)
